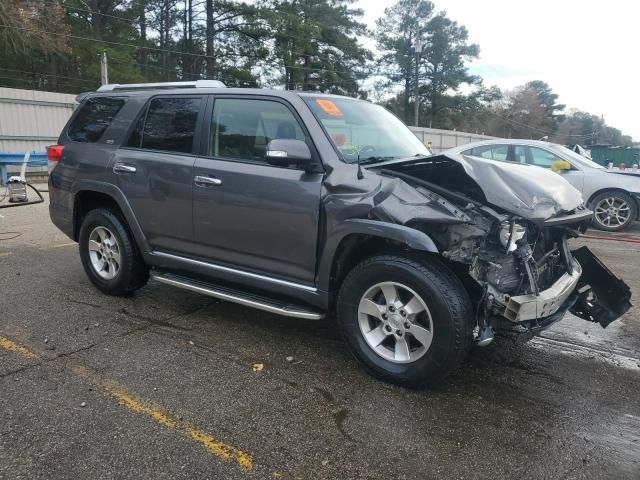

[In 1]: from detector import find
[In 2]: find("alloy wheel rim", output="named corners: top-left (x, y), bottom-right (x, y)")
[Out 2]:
top-left (88, 226), bottom-right (121, 280)
top-left (594, 197), bottom-right (630, 227)
top-left (357, 281), bottom-right (434, 364)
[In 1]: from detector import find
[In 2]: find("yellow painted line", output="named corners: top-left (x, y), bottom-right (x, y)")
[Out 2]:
top-left (0, 252), bottom-right (13, 257)
top-left (108, 386), bottom-right (177, 429)
top-left (0, 336), bottom-right (38, 358)
top-left (49, 242), bottom-right (77, 249)
top-left (73, 366), bottom-right (254, 471)
top-left (188, 428), bottom-right (253, 470)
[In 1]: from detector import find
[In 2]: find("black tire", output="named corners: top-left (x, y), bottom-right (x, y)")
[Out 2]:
top-left (589, 191), bottom-right (637, 232)
top-left (79, 208), bottom-right (149, 296)
top-left (337, 254), bottom-right (473, 388)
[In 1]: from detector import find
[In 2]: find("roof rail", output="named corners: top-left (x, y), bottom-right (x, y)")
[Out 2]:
top-left (97, 80), bottom-right (226, 92)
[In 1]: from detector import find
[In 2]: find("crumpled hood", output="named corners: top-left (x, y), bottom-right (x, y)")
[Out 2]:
top-left (456, 154), bottom-right (584, 219)
top-left (376, 153), bottom-right (584, 222)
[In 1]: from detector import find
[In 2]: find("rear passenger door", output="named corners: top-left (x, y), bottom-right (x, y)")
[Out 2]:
top-left (192, 96), bottom-right (323, 285)
top-left (112, 95), bottom-right (205, 253)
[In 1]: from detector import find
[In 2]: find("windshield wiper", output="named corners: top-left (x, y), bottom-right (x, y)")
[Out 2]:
top-left (361, 153), bottom-right (431, 165)
top-left (358, 156), bottom-right (396, 165)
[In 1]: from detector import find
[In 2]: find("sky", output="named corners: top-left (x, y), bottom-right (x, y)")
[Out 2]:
top-left (356, 0), bottom-right (640, 139)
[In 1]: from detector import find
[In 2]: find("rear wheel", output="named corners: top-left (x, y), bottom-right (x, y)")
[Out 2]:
top-left (337, 255), bottom-right (473, 388)
top-left (590, 191), bottom-right (637, 231)
top-left (79, 209), bottom-right (148, 295)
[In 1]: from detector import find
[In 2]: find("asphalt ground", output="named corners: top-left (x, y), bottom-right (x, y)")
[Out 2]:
top-left (1, 187), bottom-right (639, 479)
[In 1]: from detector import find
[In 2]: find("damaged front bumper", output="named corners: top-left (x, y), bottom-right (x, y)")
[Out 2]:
top-left (494, 247), bottom-right (631, 333)
top-left (498, 259), bottom-right (582, 322)
top-left (570, 246), bottom-right (632, 327)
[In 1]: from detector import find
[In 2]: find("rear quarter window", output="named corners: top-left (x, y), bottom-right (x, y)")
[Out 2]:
top-left (126, 97), bottom-right (202, 154)
top-left (67, 97), bottom-right (126, 143)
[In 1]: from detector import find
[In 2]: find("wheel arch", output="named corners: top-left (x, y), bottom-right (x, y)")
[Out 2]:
top-left (318, 219), bottom-right (440, 303)
top-left (72, 181), bottom-right (150, 253)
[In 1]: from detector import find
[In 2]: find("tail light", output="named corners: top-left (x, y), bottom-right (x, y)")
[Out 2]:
top-left (46, 145), bottom-right (64, 161)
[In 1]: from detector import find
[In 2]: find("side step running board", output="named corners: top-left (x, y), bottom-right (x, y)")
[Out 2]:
top-left (151, 272), bottom-right (325, 320)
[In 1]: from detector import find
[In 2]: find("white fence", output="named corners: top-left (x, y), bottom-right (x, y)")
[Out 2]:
top-left (409, 127), bottom-right (495, 153)
top-left (0, 87), bottom-right (76, 153)
top-left (0, 87), bottom-right (494, 156)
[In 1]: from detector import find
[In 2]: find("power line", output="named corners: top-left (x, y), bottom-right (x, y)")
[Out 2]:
top-left (0, 23), bottom-right (376, 80)
top-left (0, 73), bottom-right (89, 91)
top-left (0, 67), bottom-right (97, 87)
top-left (46, 1), bottom-right (372, 68)
top-left (0, 24), bottom-right (215, 60)
top-left (489, 111), bottom-right (598, 138)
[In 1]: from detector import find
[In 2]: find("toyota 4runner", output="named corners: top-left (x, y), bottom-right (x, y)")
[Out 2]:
top-left (48, 81), bottom-right (631, 388)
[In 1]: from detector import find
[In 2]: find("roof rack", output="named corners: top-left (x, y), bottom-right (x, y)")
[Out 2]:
top-left (97, 80), bottom-right (225, 92)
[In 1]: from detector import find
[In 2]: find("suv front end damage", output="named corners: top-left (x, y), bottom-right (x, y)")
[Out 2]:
top-left (364, 154), bottom-right (632, 344)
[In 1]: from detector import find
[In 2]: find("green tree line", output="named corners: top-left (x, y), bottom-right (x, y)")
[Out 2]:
top-left (0, 0), bottom-right (634, 145)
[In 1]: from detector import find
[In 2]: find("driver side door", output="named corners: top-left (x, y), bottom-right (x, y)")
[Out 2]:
top-left (191, 96), bottom-right (324, 285)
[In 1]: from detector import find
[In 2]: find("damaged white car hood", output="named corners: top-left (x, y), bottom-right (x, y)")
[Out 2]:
top-left (375, 153), bottom-right (585, 222)
top-left (457, 154), bottom-right (584, 219)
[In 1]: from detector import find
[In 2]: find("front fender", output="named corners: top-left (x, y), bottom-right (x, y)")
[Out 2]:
top-left (316, 218), bottom-right (439, 292)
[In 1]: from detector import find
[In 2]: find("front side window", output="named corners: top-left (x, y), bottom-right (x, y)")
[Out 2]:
top-left (127, 97), bottom-right (202, 154)
top-left (465, 145), bottom-right (509, 161)
top-left (210, 98), bottom-right (306, 161)
top-left (68, 97), bottom-right (125, 143)
top-left (528, 147), bottom-right (562, 167)
top-left (303, 96), bottom-right (430, 164)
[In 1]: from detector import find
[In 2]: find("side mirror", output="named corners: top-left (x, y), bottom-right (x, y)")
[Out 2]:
top-left (266, 139), bottom-right (312, 169)
top-left (551, 159), bottom-right (572, 173)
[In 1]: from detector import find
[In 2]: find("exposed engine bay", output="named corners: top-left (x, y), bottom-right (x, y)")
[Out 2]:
top-left (357, 153), bottom-right (632, 344)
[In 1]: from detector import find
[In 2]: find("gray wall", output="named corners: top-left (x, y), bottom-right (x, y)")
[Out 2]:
top-left (409, 127), bottom-right (496, 153)
top-left (0, 87), bottom-right (76, 153)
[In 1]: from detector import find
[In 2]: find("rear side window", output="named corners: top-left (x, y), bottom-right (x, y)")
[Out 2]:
top-left (465, 145), bottom-right (509, 161)
top-left (68, 97), bottom-right (125, 143)
top-left (127, 97), bottom-right (202, 154)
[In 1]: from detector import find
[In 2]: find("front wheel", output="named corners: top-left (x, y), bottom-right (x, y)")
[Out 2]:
top-left (590, 191), bottom-right (637, 231)
top-left (337, 255), bottom-right (473, 388)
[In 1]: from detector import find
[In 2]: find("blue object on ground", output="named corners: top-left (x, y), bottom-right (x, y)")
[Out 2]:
top-left (0, 152), bottom-right (47, 185)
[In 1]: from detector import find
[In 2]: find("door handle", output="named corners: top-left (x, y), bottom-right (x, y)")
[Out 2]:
top-left (113, 163), bottom-right (137, 174)
top-left (194, 175), bottom-right (222, 187)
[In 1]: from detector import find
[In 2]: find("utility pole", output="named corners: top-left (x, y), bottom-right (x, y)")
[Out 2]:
top-left (100, 51), bottom-right (109, 85)
top-left (414, 43), bottom-right (422, 127)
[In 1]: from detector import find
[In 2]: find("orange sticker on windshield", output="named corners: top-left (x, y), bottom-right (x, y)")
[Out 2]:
top-left (315, 99), bottom-right (343, 116)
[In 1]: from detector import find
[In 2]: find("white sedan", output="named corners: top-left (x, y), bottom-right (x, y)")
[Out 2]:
top-left (448, 139), bottom-right (640, 231)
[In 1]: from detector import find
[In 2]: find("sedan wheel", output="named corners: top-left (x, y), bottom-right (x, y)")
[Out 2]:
top-left (591, 191), bottom-right (637, 231)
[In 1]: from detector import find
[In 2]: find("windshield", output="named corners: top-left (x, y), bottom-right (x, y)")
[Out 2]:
top-left (553, 145), bottom-right (605, 169)
top-left (303, 96), bottom-right (431, 164)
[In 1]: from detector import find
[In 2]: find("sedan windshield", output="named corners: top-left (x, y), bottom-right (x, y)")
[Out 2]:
top-left (303, 96), bottom-right (431, 164)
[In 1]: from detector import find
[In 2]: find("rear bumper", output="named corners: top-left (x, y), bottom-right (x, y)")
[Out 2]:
top-left (49, 202), bottom-right (74, 240)
top-left (48, 174), bottom-right (75, 241)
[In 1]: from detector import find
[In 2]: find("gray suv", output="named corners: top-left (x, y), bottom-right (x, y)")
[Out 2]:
top-left (48, 81), bottom-right (631, 388)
